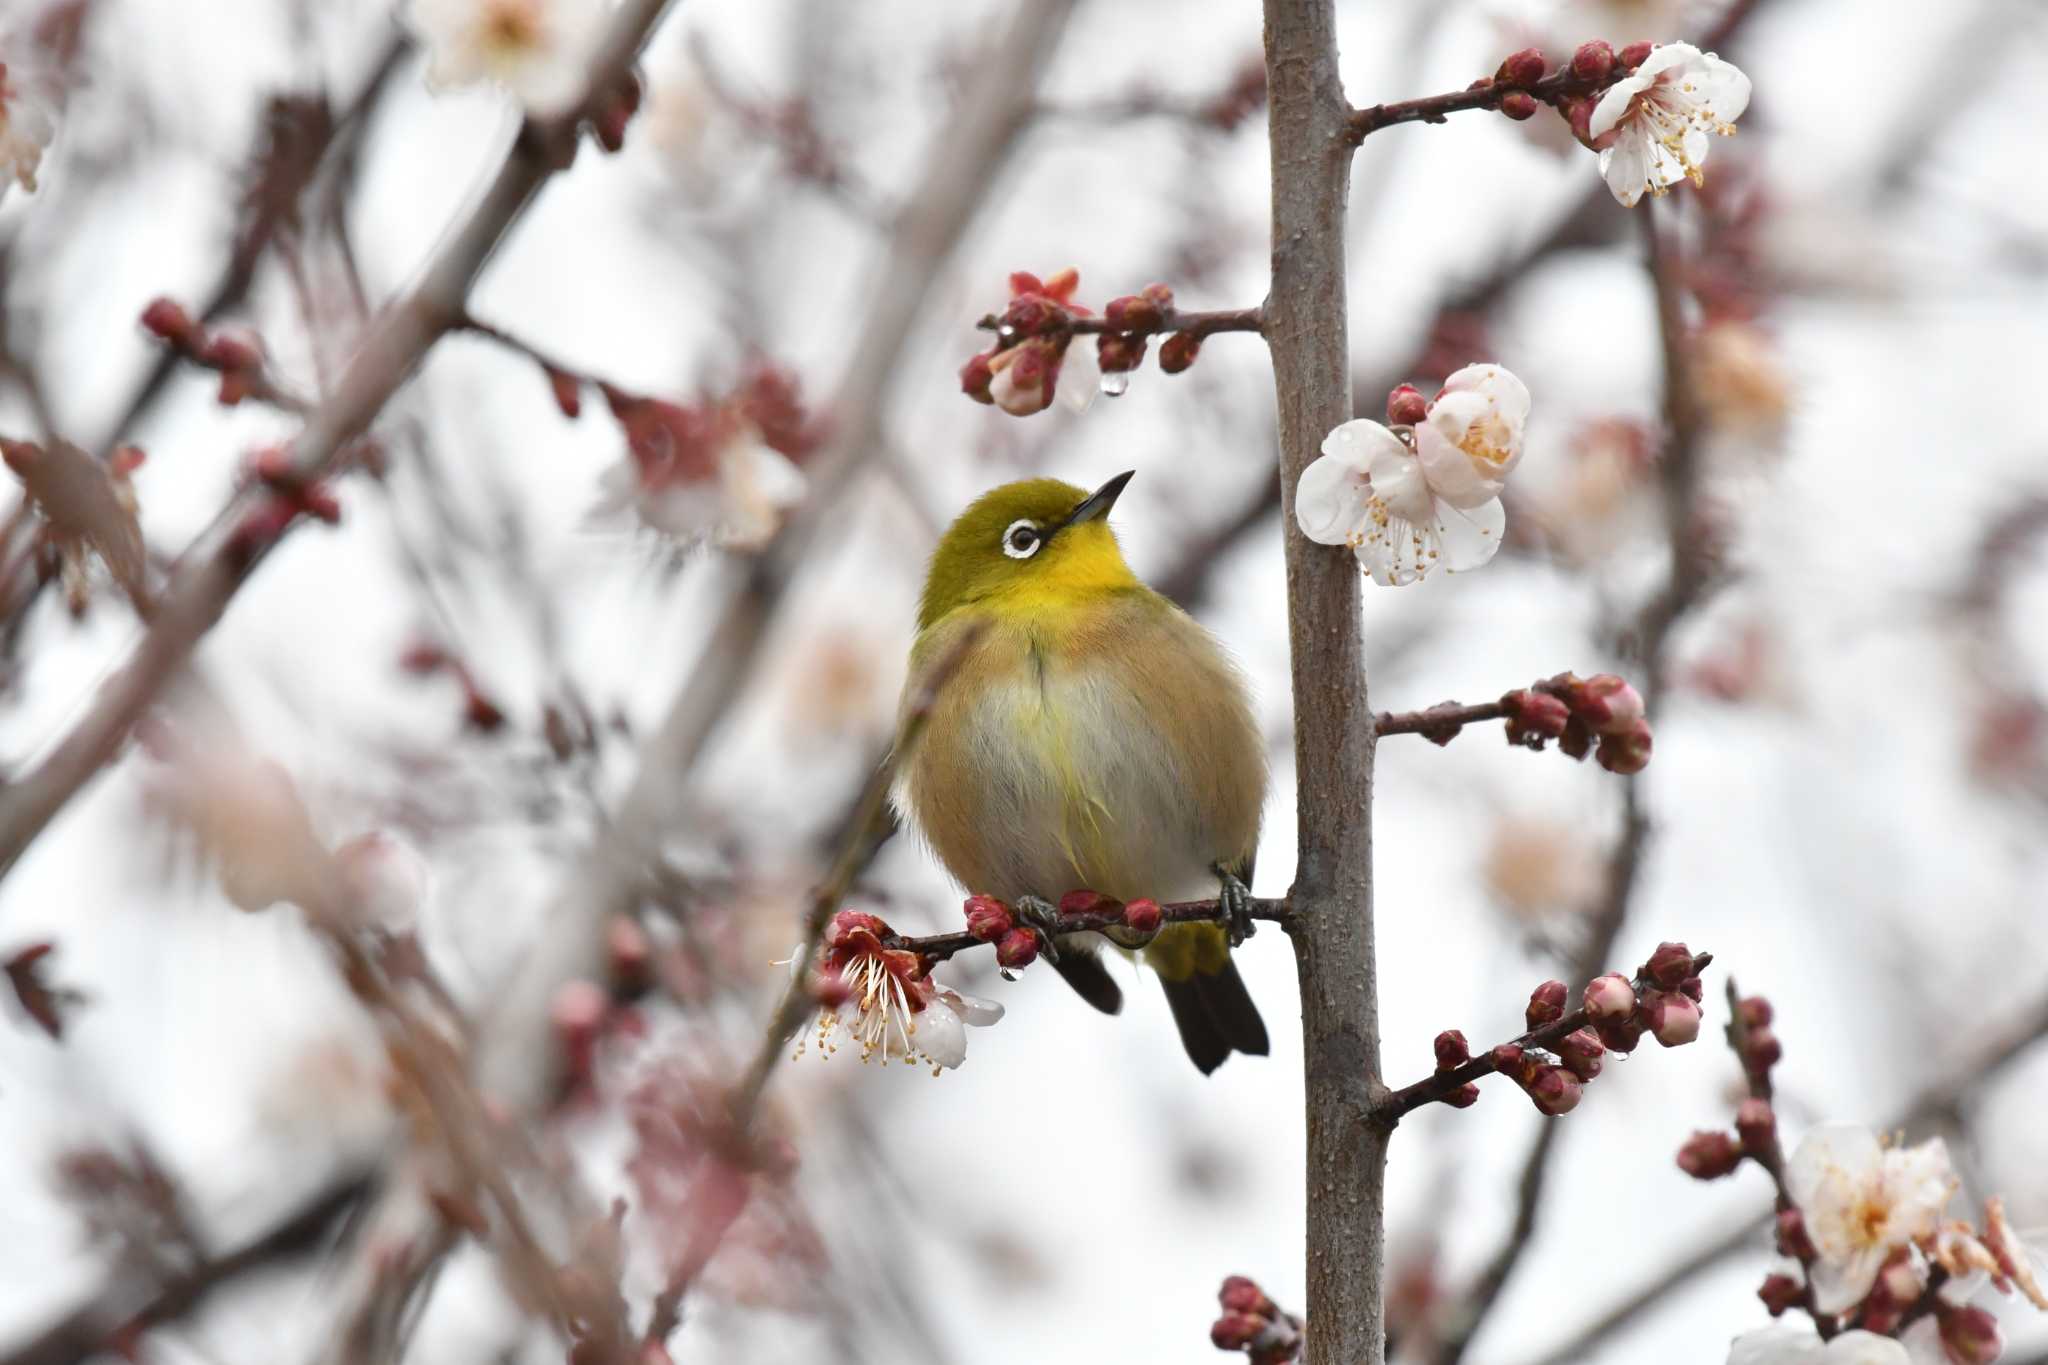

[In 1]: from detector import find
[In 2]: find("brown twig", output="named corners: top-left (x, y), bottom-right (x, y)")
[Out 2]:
top-left (1375, 700), bottom-right (1509, 739)
top-left (976, 304), bottom-right (1264, 340)
top-left (0, 0), bottom-right (681, 888)
top-left (1349, 63), bottom-right (1611, 143)
top-left (883, 895), bottom-right (1291, 964)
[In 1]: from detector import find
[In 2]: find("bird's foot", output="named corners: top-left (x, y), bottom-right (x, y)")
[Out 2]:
top-left (1213, 864), bottom-right (1255, 947)
top-left (1013, 894), bottom-right (1064, 964)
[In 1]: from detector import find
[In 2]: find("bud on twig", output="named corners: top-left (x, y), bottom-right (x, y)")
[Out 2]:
top-left (1495, 48), bottom-right (1546, 89)
top-left (1386, 383), bottom-right (1428, 426)
top-left (1122, 898), bottom-right (1163, 935)
top-left (995, 928), bottom-right (1038, 970)
top-left (1734, 1098), bottom-right (1775, 1151)
top-left (1526, 979), bottom-right (1568, 1028)
top-left (1160, 332), bottom-right (1202, 374)
top-left (1434, 1029), bottom-right (1471, 1070)
top-left (964, 895), bottom-right (1013, 942)
top-left (1757, 1273), bottom-right (1801, 1317)
top-left (1677, 1130), bottom-right (1743, 1179)
top-left (1937, 1303), bottom-right (2003, 1364)
top-left (1583, 973), bottom-right (1636, 1021)
top-left (1570, 40), bottom-right (1616, 83)
top-left (1643, 990), bottom-right (1702, 1046)
top-left (1523, 1064), bottom-right (1581, 1116)
top-left (1642, 942), bottom-right (1694, 989)
top-left (1776, 1208), bottom-right (1816, 1260)
top-left (1555, 1027), bottom-right (1604, 1082)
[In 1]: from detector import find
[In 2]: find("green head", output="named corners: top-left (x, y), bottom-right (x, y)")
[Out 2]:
top-left (916, 472), bottom-right (1139, 631)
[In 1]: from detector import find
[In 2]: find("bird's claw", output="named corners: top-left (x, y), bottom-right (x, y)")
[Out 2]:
top-left (1014, 894), bottom-right (1064, 963)
top-left (1213, 865), bottom-right (1254, 947)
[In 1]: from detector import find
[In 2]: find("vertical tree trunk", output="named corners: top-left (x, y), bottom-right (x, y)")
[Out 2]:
top-left (1261, 4), bottom-right (1386, 1362)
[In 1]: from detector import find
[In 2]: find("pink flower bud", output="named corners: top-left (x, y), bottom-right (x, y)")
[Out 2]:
top-left (1558, 715), bottom-right (1593, 761)
top-left (964, 894), bottom-right (1013, 942)
top-left (1097, 332), bottom-right (1147, 373)
top-left (1443, 1083), bottom-right (1480, 1108)
top-left (202, 332), bottom-right (263, 374)
top-left (1524, 1064), bottom-right (1581, 1116)
top-left (826, 909), bottom-right (891, 946)
top-left (1496, 47), bottom-right (1547, 89)
top-left (1595, 1012), bottom-right (1645, 1054)
top-left (959, 353), bottom-right (995, 404)
top-left (1582, 973), bottom-right (1636, 1021)
top-left (1757, 1273), bottom-right (1800, 1317)
top-left (1210, 1312), bottom-right (1266, 1350)
top-left (1569, 674), bottom-right (1645, 731)
top-left (1141, 282), bottom-right (1175, 310)
top-left (995, 928), bottom-right (1039, 969)
top-left (1737, 996), bottom-right (1774, 1029)
top-left (1563, 96), bottom-right (1597, 148)
top-left (1502, 689), bottom-right (1572, 746)
top-left (1618, 41), bottom-right (1653, 70)
top-left (1680, 975), bottom-right (1703, 1003)
top-left (1677, 1130), bottom-right (1742, 1179)
top-left (1570, 40), bottom-right (1615, 83)
top-left (1526, 979), bottom-right (1568, 1028)
top-left (141, 297), bottom-right (196, 346)
top-left (1490, 1042), bottom-right (1528, 1077)
top-left (1434, 1029), bottom-right (1471, 1070)
top-left (1742, 1026), bottom-right (1783, 1075)
top-left (1596, 719), bottom-right (1654, 774)
top-left (550, 978), bottom-right (610, 1075)
top-left (1734, 1098), bottom-right (1775, 1151)
top-left (1122, 897), bottom-right (1163, 935)
top-left (1386, 383), bottom-right (1429, 426)
top-left (1219, 1275), bottom-right (1277, 1318)
top-left (1642, 941), bottom-right (1693, 989)
top-left (990, 343), bottom-right (1054, 416)
top-left (1937, 1303), bottom-right (2003, 1364)
top-left (1776, 1209), bottom-right (1816, 1260)
top-left (1104, 294), bottom-right (1164, 331)
top-left (1160, 332), bottom-right (1202, 374)
top-left (1556, 1027), bottom-right (1605, 1082)
top-left (1644, 990), bottom-right (1701, 1046)
top-left (1499, 91), bottom-right (1538, 121)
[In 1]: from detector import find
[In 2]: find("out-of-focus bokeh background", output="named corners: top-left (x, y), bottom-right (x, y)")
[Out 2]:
top-left (2, 0), bottom-right (2046, 1361)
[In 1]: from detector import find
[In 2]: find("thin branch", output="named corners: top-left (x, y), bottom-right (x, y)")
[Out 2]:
top-left (1348, 64), bottom-right (1614, 143)
top-left (0, 0), bottom-right (681, 888)
top-left (885, 895), bottom-right (1291, 964)
top-left (1375, 700), bottom-right (1508, 739)
top-left (976, 304), bottom-right (1264, 340)
top-left (1372, 952), bottom-right (1712, 1125)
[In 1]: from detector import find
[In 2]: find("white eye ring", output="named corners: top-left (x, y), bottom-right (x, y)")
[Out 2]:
top-left (1001, 519), bottom-right (1043, 560)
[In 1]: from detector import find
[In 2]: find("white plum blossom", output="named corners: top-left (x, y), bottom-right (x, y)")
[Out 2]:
top-left (792, 912), bottom-right (1004, 1072)
top-left (1727, 1326), bottom-right (1912, 1365)
top-left (1590, 42), bottom-right (1752, 206)
top-left (1786, 1122), bottom-right (1960, 1314)
top-left (1295, 363), bottom-right (1529, 586)
top-left (404, 0), bottom-right (607, 118)
top-left (597, 425), bottom-right (806, 551)
top-left (0, 61), bottom-right (55, 193)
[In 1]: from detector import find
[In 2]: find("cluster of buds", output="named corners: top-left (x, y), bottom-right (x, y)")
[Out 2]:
top-left (225, 445), bottom-right (342, 568)
top-left (960, 890), bottom-right (1164, 972)
top-left (139, 298), bottom-right (288, 408)
top-left (1675, 1093), bottom-right (1775, 1181)
top-left (1503, 672), bottom-right (1654, 774)
top-left (398, 637), bottom-right (509, 733)
top-left (1209, 1275), bottom-right (1303, 1364)
top-left (1098, 282), bottom-right (1198, 378)
top-left (961, 269), bottom-right (1090, 417)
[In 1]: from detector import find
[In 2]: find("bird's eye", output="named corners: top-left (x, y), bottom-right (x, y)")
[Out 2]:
top-left (1001, 519), bottom-right (1042, 560)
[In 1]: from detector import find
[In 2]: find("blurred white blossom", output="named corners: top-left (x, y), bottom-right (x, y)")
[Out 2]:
top-left (0, 61), bottom-right (54, 193)
top-left (1786, 1123), bottom-right (1960, 1314)
top-left (1726, 1326), bottom-right (1913, 1365)
top-left (1296, 364), bottom-right (1528, 586)
top-left (597, 426), bottom-right (806, 550)
top-left (405, 0), bottom-right (607, 117)
top-left (1590, 43), bottom-right (1751, 206)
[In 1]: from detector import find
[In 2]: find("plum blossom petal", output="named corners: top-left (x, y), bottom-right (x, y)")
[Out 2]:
top-left (1787, 1122), bottom-right (1960, 1314)
top-left (1589, 43), bottom-right (1752, 206)
top-left (1414, 363), bottom-right (1531, 508)
top-left (405, 0), bottom-right (607, 117)
top-left (1728, 1326), bottom-right (1911, 1365)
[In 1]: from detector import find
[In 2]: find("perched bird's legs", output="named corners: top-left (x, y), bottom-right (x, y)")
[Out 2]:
top-left (1013, 894), bottom-right (1064, 963)
top-left (1213, 863), bottom-right (1256, 947)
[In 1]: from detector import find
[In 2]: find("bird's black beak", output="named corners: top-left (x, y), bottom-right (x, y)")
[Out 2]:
top-left (1064, 470), bottom-right (1135, 528)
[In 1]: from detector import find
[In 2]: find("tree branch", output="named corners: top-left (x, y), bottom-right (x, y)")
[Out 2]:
top-left (884, 895), bottom-right (1292, 964)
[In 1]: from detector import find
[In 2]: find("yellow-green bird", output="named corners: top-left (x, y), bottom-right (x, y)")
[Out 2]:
top-left (895, 471), bottom-right (1270, 1073)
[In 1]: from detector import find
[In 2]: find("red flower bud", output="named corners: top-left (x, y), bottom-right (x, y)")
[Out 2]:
top-left (1563, 96), bottom-right (1597, 148)
top-left (140, 297), bottom-right (196, 346)
top-left (1496, 47), bottom-right (1547, 90)
top-left (1742, 1026), bottom-right (1783, 1075)
top-left (1104, 294), bottom-right (1164, 332)
top-left (1776, 1208), bottom-right (1816, 1260)
top-left (1210, 1313), bottom-right (1266, 1351)
top-left (1434, 1028), bottom-right (1471, 1071)
top-left (1097, 332), bottom-right (1147, 373)
top-left (1499, 91), bottom-right (1539, 121)
top-left (1737, 996), bottom-right (1773, 1029)
top-left (1570, 40), bottom-right (1615, 83)
top-left (1503, 689), bottom-right (1572, 745)
top-left (1582, 973), bottom-right (1636, 1021)
top-left (1218, 1275), bottom-right (1276, 1318)
top-left (1937, 1303), bottom-right (2003, 1364)
top-left (959, 353), bottom-right (996, 404)
top-left (995, 928), bottom-right (1039, 970)
top-left (1618, 41), bottom-right (1653, 70)
top-left (1122, 898), bottom-right (1163, 935)
top-left (1757, 1273), bottom-right (1800, 1317)
top-left (1060, 889), bottom-right (1119, 918)
top-left (1490, 1042), bottom-right (1527, 1076)
top-left (1556, 1027), bottom-right (1605, 1082)
top-left (1523, 1064), bottom-right (1581, 1116)
top-left (1680, 975), bottom-right (1703, 1003)
top-left (1386, 383), bottom-right (1429, 426)
top-left (964, 894), bottom-right (1013, 942)
top-left (1596, 719), bottom-right (1654, 774)
top-left (1574, 674), bottom-right (1646, 733)
top-left (1595, 1012), bottom-right (1645, 1054)
top-left (1141, 282), bottom-right (1175, 310)
top-left (1442, 1083), bottom-right (1480, 1108)
top-left (1558, 714), bottom-right (1593, 760)
top-left (1644, 990), bottom-right (1702, 1046)
top-left (1734, 1098), bottom-right (1775, 1151)
top-left (1526, 979), bottom-right (1568, 1028)
top-left (1641, 941), bottom-right (1693, 989)
top-left (1677, 1130), bottom-right (1743, 1179)
top-left (1159, 332), bottom-right (1202, 374)
top-left (201, 332), bottom-right (263, 374)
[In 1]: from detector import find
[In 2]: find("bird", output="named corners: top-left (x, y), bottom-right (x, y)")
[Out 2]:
top-left (894, 471), bottom-right (1270, 1073)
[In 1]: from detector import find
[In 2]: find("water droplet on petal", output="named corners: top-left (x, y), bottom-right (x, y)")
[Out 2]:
top-left (1099, 372), bottom-right (1130, 399)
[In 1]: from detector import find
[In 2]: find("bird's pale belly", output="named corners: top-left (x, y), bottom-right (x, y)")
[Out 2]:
top-left (908, 664), bottom-right (1219, 907)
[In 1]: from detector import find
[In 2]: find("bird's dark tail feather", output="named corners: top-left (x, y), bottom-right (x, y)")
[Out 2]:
top-left (1052, 950), bottom-right (1124, 1015)
top-left (1161, 960), bottom-right (1269, 1074)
